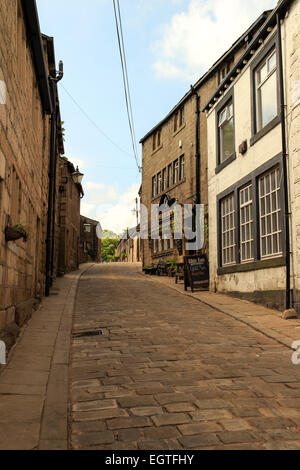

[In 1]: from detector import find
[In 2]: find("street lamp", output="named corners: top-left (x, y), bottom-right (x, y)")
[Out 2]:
top-left (72, 166), bottom-right (84, 185)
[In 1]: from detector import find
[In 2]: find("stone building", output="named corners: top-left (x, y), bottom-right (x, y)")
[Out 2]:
top-left (80, 215), bottom-right (102, 264)
top-left (57, 158), bottom-right (84, 275)
top-left (204, 0), bottom-right (300, 312)
top-left (116, 227), bottom-right (141, 263)
top-left (0, 0), bottom-right (64, 348)
top-left (140, 11), bottom-right (270, 269)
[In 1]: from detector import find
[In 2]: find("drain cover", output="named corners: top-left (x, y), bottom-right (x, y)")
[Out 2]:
top-left (73, 330), bottom-right (103, 338)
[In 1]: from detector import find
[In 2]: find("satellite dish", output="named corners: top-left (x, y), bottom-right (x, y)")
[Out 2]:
top-left (96, 223), bottom-right (103, 240)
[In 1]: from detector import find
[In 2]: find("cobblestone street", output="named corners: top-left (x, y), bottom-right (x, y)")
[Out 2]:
top-left (70, 263), bottom-right (300, 450)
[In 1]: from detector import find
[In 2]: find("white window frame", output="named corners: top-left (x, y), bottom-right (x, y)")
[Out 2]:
top-left (218, 100), bottom-right (234, 164)
top-left (221, 194), bottom-right (236, 266)
top-left (239, 184), bottom-right (254, 263)
top-left (180, 155), bottom-right (185, 180)
top-left (259, 167), bottom-right (282, 259)
top-left (152, 176), bottom-right (157, 198)
top-left (174, 160), bottom-right (179, 185)
top-left (255, 49), bottom-right (277, 132)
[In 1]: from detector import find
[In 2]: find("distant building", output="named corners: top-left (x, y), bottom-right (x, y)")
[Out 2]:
top-left (116, 227), bottom-right (141, 263)
top-left (80, 215), bottom-right (102, 264)
top-left (57, 158), bottom-right (84, 275)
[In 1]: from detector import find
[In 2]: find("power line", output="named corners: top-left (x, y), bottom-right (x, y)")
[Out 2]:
top-left (59, 82), bottom-right (134, 159)
top-left (113, 0), bottom-right (141, 173)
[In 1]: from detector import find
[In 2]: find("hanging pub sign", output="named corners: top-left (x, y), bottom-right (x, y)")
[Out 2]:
top-left (184, 254), bottom-right (209, 293)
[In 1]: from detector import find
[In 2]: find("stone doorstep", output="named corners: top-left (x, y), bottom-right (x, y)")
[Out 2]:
top-left (141, 272), bottom-right (300, 350)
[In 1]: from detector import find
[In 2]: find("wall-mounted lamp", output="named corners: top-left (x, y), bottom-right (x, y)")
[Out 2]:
top-left (72, 166), bottom-right (84, 185)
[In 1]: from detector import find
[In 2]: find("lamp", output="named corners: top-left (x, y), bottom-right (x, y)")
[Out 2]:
top-left (72, 166), bottom-right (84, 185)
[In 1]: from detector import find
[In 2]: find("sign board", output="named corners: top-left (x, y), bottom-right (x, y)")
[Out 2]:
top-left (184, 254), bottom-right (209, 293)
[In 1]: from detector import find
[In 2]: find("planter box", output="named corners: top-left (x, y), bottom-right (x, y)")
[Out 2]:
top-left (5, 227), bottom-right (27, 242)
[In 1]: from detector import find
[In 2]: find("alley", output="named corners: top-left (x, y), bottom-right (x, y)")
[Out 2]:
top-left (70, 264), bottom-right (300, 450)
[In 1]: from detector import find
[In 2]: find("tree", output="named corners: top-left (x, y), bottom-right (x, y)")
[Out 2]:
top-left (101, 234), bottom-right (120, 263)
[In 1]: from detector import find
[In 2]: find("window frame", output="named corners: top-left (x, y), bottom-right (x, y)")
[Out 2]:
top-left (174, 106), bottom-right (185, 134)
top-left (215, 89), bottom-right (236, 174)
top-left (173, 159), bottom-right (179, 185)
top-left (152, 175), bottom-right (157, 198)
top-left (217, 153), bottom-right (285, 274)
top-left (180, 155), bottom-right (185, 180)
top-left (250, 35), bottom-right (281, 146)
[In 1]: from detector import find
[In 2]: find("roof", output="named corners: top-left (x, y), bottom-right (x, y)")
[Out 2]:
top-left (21, 0), bottom-right (52, 114)
top-left (139, 10), bottom-right (271, 144)
top-left (203, 0), bottom-right (293, 111)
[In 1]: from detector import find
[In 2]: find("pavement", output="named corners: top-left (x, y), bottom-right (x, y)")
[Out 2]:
top-left (1, 262), bottom-right (300, 450)
top-left (0, 264), bottom-right (92, 450)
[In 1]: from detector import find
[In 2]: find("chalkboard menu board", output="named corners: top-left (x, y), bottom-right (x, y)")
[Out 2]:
top-left (184, 254), bottom-right (209, 293)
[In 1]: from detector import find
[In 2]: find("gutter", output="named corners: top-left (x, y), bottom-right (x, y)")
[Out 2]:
top-left (191, 87), bottom-right (201, 206)
top-left (21, 0), bottom-right (52, 114)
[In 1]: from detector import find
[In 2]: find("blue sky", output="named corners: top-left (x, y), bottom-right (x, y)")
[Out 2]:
top-left (37, 0), bottom-right (276, 232)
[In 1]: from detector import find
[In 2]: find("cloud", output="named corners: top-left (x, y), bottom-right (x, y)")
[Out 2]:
top-left (81, 183), bottom-right (140, 234)
top-left (152, 0), bottom-right (277, 82)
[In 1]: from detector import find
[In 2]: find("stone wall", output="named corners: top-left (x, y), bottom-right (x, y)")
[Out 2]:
top-left (0, 0), bottom-right (52, 344)
top-left (58, 158), bottom-right (81, 274)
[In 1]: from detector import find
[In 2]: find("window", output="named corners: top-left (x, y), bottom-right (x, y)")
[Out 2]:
top-left (221, 194), bottom-right (236, 266)
top-left (162, 168), bottom-right (167, 192)
top-left (218, 99), bottom-right (234, 164)
top-left (152, 176), bottom-right (157, 198)
top-left (168, 164), bottom-right (172, 188)
top-left (240, 185), bottom-right (254, 262)
top-left (180, 155), bottom-right (185, 180)
top-left (219, 66), bottom-right (227, 85)
top-left (173, 160), bottom-right (179, 185)
top-left (218, 157), bottom-right (284, 272)
top-left (153, 129), bottom-right (162, 151)
top-left (157, 172), bottom-right (162, 194)
top-left (84, 224), bottom-right (92, 233)
top-left (259, 167), bottom-right (282, 258)
top-left (255, 49), bottom-right (277, 132)
top-left (174, 106), bottom-right (184, 133)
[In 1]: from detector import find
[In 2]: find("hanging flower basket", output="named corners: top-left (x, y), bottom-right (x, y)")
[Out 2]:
top-left (5, 225), bottom-right (29, 243)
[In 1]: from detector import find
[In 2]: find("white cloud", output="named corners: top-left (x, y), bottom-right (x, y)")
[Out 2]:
top-left (152, 0), bottom-right (277, 82)
top-left (81, 183), bottom-right (140, 234)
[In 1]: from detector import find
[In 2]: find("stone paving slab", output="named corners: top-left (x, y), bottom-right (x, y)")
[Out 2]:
top-left (70, 263), bottom-right (300, 451)
top-left (0, 264), bottom-right (92, 450)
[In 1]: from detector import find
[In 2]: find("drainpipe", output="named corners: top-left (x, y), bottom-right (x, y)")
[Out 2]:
top-left (191, 86), bottom-right (201, 206)
top-left (277, 13), bottom-right (291, 310)
top-left (45, 61), bottom-right (64, 297)
top-left (45, 80), bottom-right (56, 297)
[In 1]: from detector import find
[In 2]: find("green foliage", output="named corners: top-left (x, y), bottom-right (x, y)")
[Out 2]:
top-left (101, 234), bottom-right (120, 263)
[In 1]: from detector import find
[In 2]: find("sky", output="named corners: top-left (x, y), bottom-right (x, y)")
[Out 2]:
top-left (37, 0), bottom-right (276, 234)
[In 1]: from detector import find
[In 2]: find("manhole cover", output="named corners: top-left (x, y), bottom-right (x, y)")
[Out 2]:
top-left (73, 330), bottom-right (103, 339)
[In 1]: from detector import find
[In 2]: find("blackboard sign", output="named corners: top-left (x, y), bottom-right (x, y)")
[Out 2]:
top-left (184, 254), bottom-right (209, 293)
